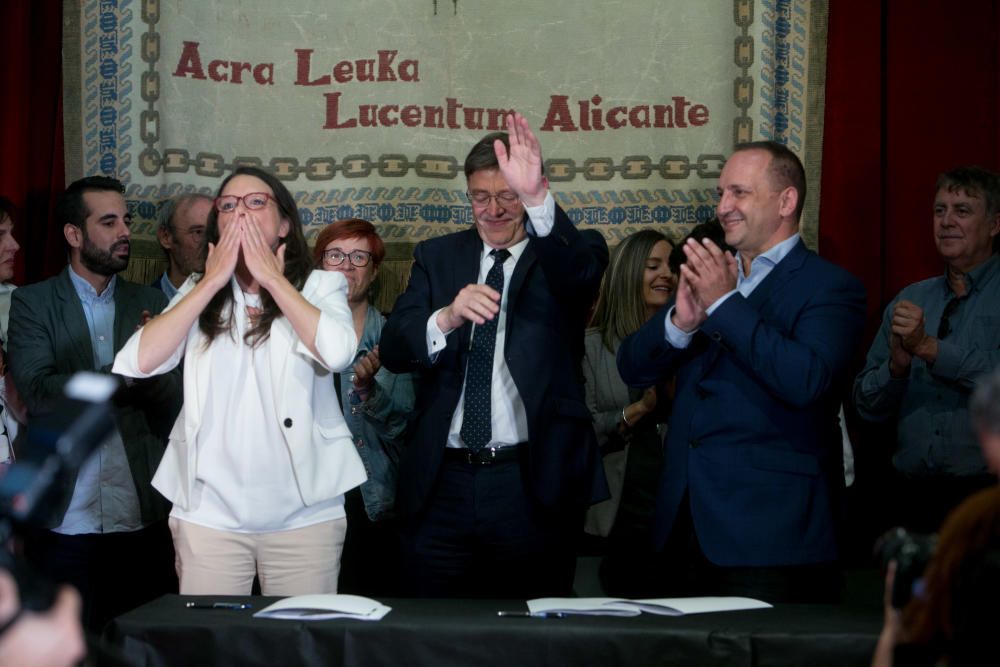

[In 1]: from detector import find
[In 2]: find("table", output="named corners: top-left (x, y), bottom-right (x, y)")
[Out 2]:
top-left (104, 595), bottom-right (882, 667)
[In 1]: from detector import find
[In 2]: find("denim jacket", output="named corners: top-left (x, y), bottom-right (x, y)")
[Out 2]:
top-left (336, 306), bottom-right (415, 521)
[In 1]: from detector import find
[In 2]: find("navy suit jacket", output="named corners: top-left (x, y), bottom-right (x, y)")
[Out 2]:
top-left (380, 204), bottom-right (609, 517)
top-left (618, 240), bottom-right (866, 567)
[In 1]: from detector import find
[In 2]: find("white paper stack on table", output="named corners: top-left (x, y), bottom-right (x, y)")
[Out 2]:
top-left (525, 597), bottom-right (772, 617)
top-left (253, 595), bottom-right (391, 621)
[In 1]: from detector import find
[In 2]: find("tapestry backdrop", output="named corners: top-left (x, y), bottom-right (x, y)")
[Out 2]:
top-left (63, 0), bottom-right (827, 303)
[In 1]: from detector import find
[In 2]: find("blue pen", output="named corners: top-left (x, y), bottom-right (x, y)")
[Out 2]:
top-left (497, 611), bottom-right (567, 618)
top-left (185, 602), bottom-right (253, 610)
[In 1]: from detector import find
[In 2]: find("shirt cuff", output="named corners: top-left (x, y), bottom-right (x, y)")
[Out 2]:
top-left (663, 307), bottom-right (694, 348)
top-left (426, 308), bottom-right (451, 360)
top-left (705, 289), bottom-right (738, 317)
top-left (523, 192), bottom-right (555, 237)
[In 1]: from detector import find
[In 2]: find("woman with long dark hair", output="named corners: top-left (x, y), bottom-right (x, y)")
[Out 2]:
top-left (582, 229), bottom-right (675, 596)
top-left (114, 166), bottom-right (365, 595)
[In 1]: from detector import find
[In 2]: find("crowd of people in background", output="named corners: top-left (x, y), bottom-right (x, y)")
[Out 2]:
top-left (0, 113), bottom-right (998, 667)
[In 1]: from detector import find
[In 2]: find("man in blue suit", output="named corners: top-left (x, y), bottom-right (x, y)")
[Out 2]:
top-left (618, 142), bottom-right (866, 603)
top-left (380, 113), bottom-right (608, 598)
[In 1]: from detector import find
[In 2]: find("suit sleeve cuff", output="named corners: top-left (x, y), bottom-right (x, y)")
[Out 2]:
top-left (664, 307), bottom-right (694, 348)
top-left (705, 289), bottom-right (738, 317)
top-left (426, 309), bottom-right (450, 361)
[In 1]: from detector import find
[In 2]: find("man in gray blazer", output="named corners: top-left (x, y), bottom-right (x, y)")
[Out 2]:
top-left (8, 176), bottom-right (181, 632)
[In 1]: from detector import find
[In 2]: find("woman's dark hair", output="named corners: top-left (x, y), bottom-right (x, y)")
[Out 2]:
top-left (668, 218), bottom-right (732, 276)
top-left (589, 229), bottom-right (673, 352)
top-left (198, 166), bottom-right (313, 347)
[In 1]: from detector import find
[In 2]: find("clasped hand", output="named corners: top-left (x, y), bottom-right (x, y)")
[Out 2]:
top-left (672, 238), bottom-right (737, 332)
top-left (352, 345), bottom-right (382, 393)
top-left (890, 300), bottom-right (929, 354)
top-left (887, 300), bottom-right (934, 376)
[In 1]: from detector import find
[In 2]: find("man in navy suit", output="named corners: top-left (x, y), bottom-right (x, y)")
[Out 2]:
top-left (380, 113), bottom-right (608, 598)
top-left (618, 142), bottom-right (866, 603)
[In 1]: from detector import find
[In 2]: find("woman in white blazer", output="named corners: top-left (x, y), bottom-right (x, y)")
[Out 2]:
top-left (113, 166), bottom-right (366, 595)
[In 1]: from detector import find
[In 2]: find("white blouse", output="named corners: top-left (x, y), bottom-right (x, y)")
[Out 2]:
top-left (173, 288), bottom-right (344, 532)
top-left (113, 270), bottom-right (366, 533)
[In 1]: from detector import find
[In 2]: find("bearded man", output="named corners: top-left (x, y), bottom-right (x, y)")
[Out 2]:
top-left (8, 176), bottom-right (181, 632)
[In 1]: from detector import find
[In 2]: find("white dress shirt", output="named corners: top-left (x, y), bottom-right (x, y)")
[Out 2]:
top-left (425, 193), bottom-right (556, 448)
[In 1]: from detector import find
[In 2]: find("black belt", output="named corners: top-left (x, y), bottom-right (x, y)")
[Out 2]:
top-left (443, 445), bottom-right (523, 465)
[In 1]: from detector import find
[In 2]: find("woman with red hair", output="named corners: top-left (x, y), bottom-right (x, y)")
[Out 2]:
top-left (314, 218), bottom-right (415, 595)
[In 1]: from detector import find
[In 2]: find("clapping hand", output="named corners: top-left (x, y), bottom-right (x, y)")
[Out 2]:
top-left (670, 272), bottom-right (706, 333)
top-left (888, 332), bottom-right (913, 378)
top-left (891, 300), bottom-right (928, 354)
top-left (352, 345), bottom-right (383, 396)
top-left (680, 238), bottom-right (738, 310)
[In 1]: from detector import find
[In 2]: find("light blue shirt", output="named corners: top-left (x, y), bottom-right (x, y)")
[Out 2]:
top-left (664, 233), bottom-right (802, 348)
top-left (854, 253), bottom-right (1000, 476)
top-left (68, 267), bottom-right (117, 370)
top-left (158, 272), bottom-right (180, 301)
top-left (57, 267), bottom-right (142, 535)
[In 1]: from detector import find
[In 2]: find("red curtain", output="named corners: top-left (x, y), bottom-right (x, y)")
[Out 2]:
top-left (822, 0), bottom-right (1000, 557)
top-left (6, 1), bottom-right (997, 297)
top-left (1, 0), bottom-right (997, 562)
top-left (818, 0), bottom-right (883, 341)
top-left (822, 0), bottom-right (1000, 337)
top-left (0, 0), bottom-right (67, 284)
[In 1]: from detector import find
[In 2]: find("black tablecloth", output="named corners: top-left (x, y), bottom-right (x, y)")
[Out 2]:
top-left (104, 595), bottom-right (882, 667)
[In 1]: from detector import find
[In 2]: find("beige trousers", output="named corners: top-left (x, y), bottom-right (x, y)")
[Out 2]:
top-left (169, 517), bottom-right (347, 596)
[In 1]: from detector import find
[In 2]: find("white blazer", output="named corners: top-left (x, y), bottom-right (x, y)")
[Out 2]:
top-left (113, 270), bottom-right (367, 511)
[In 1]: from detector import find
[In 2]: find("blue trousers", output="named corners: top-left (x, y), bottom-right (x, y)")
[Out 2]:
top-left (401, 458), bottom-right (578, 598)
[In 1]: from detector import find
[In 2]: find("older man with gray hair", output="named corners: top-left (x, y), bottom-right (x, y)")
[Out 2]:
top-left (855, 166), bottom-right (1000, 533)
top-left (154, 193), bottom-right (212, 298)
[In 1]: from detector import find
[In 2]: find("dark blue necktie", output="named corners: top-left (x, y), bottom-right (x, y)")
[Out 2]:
top-left (461, 248), bottom-right (510, 451)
